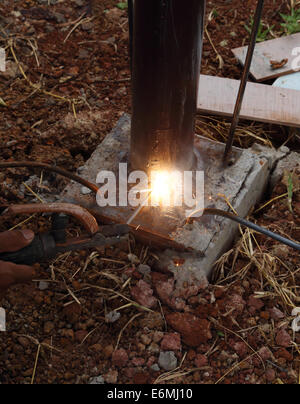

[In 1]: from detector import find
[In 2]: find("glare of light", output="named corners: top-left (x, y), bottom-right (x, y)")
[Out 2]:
top-left (151, 170), bottom-right (173, 207)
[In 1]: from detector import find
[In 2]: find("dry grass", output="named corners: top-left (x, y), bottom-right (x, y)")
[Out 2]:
top-left (196, 114), bottom-right (289, 149)
top-left (214, 221), bottom-right (299, 311)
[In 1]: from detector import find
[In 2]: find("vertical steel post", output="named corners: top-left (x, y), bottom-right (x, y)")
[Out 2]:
top-left (130, 0), bottom-right (206, 171)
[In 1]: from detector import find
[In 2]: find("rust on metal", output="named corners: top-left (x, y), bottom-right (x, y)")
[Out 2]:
top-left (2, 203), bottom-right (99, 235)
top-left (130, 0), bottom-right (206, 172)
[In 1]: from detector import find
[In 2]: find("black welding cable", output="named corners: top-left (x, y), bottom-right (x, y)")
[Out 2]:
top-left (202, 208), bottom-right (300, 252)
top-left (0, 161), bottom-right (299, 252)
top-left (0, 161), bottom-right (99, 194)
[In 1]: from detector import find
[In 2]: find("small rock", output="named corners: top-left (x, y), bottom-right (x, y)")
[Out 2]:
top-left (187, 349), bottom-right (197, 361)
top-left (276, 348), bottom-right (293, 361)
top-left (140, 334), bottom-right (152, 346)
top-left (194, 354), bottom-right (208, 368)
top-left (112, 348), bottom-right (128, 368)
top-left (258, 346), bottom-right (273, 361)
top-left (105, 311), bottom-right (121, 323)
top-left (53, 12), bottom-right (66, 23)
top-left (44, 321), bottom-right (54, 334)
top-left (226, 294), bottom-right (246, 314)
top-left (271, 244), bottom-right (290, 260)
top-left (104, 370), bottom-right (118, 384)
top-left (39, 281), bottom-right (49, 291)
top-left (248, 295), bottom-right (264, 311)
top-left (103, 345), bottom-right (114, 359)
top-left (133, 372), bottom-right (150, 384)
top-left (131, 280), bottom-right (157, 309)
top-left (148, 342), bottom-right (160, 354)
top-left (268, 307), bottom-right (285, 321)
top-left (265, 369), bottom-right (276, 383)
top-left (276, 328), bottom-right (292, 348)
top-left (89, 376), bottom-right (104, 385)
top-left (166, 312), bottom-right (212, 347)
top-left (131, 357), bottom-right (145, 367)
top-left (161, 333), bottom-right (181, 351)
top-left (128, 253), bottom-right (140, 264)
top-left (81, 22), bottom-right (94, 31)
top-left (147, 356), bottom-right (156, 368)
top-left (270, 151), bottom-right (300, 189)
top-left (105, 7), bottom-right (124, 22)
top-left (81, 186), bottom-right (92, 195)
top-left (158, 351), bottom-right (178, 371)
top-left (139, 312), bottom-right (164, 329)
top-left (18, 337), bottom-right (30, 348)
top-left (260, 311), bottom-right (270, 320)
top-left (61, 329), bottom-right (74, 340)
top-left (124, 367), bottom-right (136, 379)
top-left (0, 61), bottom-right (24, 79)
top-left (150, 364), bottom-right (160, 372)
top-left (231, 341), bottom-right (248, 357)
top-left (12, 11), bottom-right (22, 18)
top-left (137, 264), bottom-right (151, 277)
top-left (153, 276), bottom-right (187, 311)
top-left (63, 303), bottom-right (82, 323)
top-left (153, 331), bottom-right (164, 343)
top-left (73, 0), bottom-right (84, 6)
top-left (136, 343), bottom-right (146, 352)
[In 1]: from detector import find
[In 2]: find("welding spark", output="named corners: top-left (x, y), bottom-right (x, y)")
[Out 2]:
top-left (150, 171), bottom-right (174, 207)
top-left (126, 170), bottom-right (177, 225)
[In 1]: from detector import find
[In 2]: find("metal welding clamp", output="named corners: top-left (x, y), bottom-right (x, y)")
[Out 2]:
top-left (0, 203), bottom-right (129, 266)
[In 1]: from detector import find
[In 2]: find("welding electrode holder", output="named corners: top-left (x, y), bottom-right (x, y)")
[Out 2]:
top-left (0, 213), bottom-right (69, 266)
top-left (0, 204), bottom-right (130, 266)
top-left (0, 233), bottom-right (58, 266)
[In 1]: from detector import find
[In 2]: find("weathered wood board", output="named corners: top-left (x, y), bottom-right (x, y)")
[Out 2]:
top-left (197, 74), bottom-right (300, 127)
top-left (232, 33), bottom-right (300, 82)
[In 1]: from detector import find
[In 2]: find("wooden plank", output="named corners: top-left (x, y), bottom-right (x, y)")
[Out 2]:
top-left (197, 74), bottom-right (300, 127)
top-left (232, 33), bottom-right (300, 82)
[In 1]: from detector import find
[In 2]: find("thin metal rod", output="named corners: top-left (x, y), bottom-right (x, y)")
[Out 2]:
top-left (223, 0), bottom-right (264, 163)
top-left (203, 209), bottom-right (300, 252)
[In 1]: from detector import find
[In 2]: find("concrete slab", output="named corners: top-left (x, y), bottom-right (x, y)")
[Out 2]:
top-left (62, 114), bottom-right (289, 299)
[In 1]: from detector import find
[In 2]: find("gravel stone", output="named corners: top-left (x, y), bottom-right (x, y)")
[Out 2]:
top-left (158, 351), bottom-right (178, 371)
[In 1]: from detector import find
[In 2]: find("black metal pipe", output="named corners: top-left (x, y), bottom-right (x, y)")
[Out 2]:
top-left (130, 0), bottom-right (206, 171)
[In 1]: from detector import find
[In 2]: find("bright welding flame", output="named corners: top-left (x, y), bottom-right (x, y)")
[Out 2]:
top-left (151, 170), bottom-right (174, 207)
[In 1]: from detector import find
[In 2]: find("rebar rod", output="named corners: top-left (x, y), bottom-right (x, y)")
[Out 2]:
top-left (223, 0), bottom-right (265, 163)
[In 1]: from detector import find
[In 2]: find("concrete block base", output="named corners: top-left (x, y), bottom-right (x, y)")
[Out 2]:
top-left (62, 114), bottom-right (288, 298)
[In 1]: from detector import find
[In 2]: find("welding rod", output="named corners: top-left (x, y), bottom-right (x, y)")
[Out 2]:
top-left (223, 0), bottom-right (265, 163)
top-left (0, 161), bottom-right (99, 194)
top-left (203, 209), bottom-right (300, 252)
